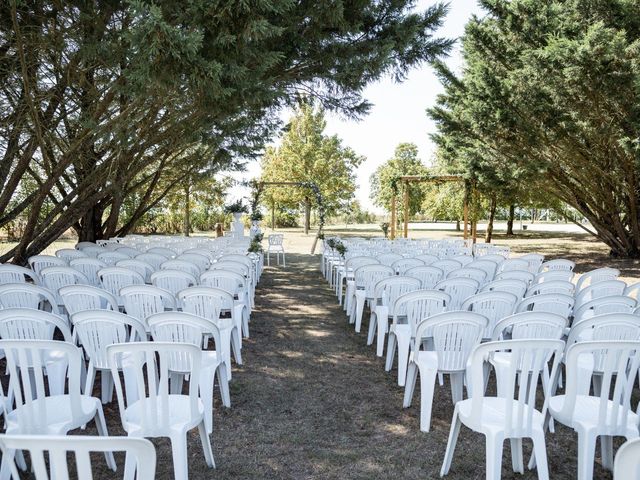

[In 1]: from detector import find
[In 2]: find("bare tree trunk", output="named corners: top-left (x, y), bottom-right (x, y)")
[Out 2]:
top-left (183, 183), bottom-right (191, 236)
top-left (304, 196), bottom-right (311, 235)
top-left (271, 201), bottom-right (276, 230)
top-left (507, 204), bottom-right (515, 236)
top-left (485, 194), bottom-right (497, 243)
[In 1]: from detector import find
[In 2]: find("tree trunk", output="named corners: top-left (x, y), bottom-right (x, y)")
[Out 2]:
top-left (183, 183), bottom-right (191, 236)
top-left (304, 196), bottom-right (311, 235)
top-left (507, 204), bottom-right (515, 236)
top-left (485, 194), bottom-right (497, 243)
top-left (78, 205), bottom-right (104, 242)
top-left (271, 201), bottom-right (276, 230)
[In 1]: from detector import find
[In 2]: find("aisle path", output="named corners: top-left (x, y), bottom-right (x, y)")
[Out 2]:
top-left (209, 254), bottom-right (577, 479)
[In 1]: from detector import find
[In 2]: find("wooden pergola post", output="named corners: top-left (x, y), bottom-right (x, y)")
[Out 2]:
top-left (390, 194), bottom-right (397, 239)
top-left (463, 180), bottom-right (469, 240)
top-left (403, 180), bottom-right (409, 238)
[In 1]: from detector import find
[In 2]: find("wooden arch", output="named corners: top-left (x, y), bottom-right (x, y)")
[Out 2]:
top-left (389, 175), bottom-right (477, 242)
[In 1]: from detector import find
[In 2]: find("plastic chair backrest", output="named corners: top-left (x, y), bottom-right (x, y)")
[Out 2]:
top-left (135, 253), bottom-right (168, 270)
top-left (0, 308), bottom-right (71, 342)
top-left (468, 339), bottom-right (564, 436)
top-left (415, 254), bottom-right (439, 266)
top-left (541, 259), bottom-right (575, 272)
top-left (534, 270), bottom-right (574, 284)
top-left (431, 259), bottom-right (462, 277)
top-left (498, 258), bottom-right (529, 273)
top-left (151, 269), bottom-right (197, 297)
top-left (98, 267), bottom-right (145, 300)
top-left (461, 291), bottom-right (518, 338)
top-left (114, 246), bottom-right (141, 258)
top-left (69, 258), bottom-right (107, 287)
top-left (60, 285), bottom-right (118, 315)
top-left (72, 310), bottom-right (147, 369)
top-left (515, 293), bottom-right (574, 318)
top-left (116, 259), bottom-right (154, 283)
top-left (0, 283), bottom-right (61, 315)
top-left (0, 265), bottom-right (40, 285)
top-left (467, 259), bottom-right (498, 283)
top-left (353, 264), bottom-right (395, 297)
top-left (97, 251), bottom-right (130, 265)
top-left (435, 277), bottom-right (480, 310)
top-left (146, 247), bottom-right (176, 259)
top-left (55, 248), bottom-right (88, 262)
top-left (0, 434), bottom-right (156, 480)
top-left (572, 296), bottom-right (636, 326)
top-left (372, 276), bottom-right (421, 315)
top-left (405, 266), bottom-right (443, 289)
top-left (268, 234), bottom-right (283, 246)
top-left (566, 314), bottom-right (640, 348)
top-left (40, 267), bottom-right (89, 302)
top-left (108, 342), bottom-right (202, 435)
top-left (575, 280), bottom-right (627, 307)
top-left (28, 255), bottom-right (67, 275)
top-left (625, 282), bottom-right (640, 301)
top-left (519, 254), bottom-right (545, 274)
top-left (575, 267), bottom-right (621, 292)
top-left (120, 285), bottom-right (176, 330)
top-left (376, 253), bottom-right (403, 267)
top-left (481, 279), bottom-right (528, 299)
top-left (392, 290), bottom-right (450, 338)
top-left (491, 312), bottom-right (567, 341)
top-left (391, 258), bottom-right (424, 275)
top-left (178, 286), bottom-right (233, 321)
top-left (177, 253), bottom-right (210, 273)
top-left (526, 280), bottom-right (575, 297)
top-left (415, 312), bottom-right (486, 371)
top-left (614, 438), bottom-right (640, 480)
top-left (495, 270), bottom-right (534, 284)
top-left (561, 340), bottom-right (640, 434)
top-left (200, 270), bottom-right (245, 297)
top-left (1, 340), bottom-right (82, 430)
top-left (447, 267), bottom-right (487, 285)
top-left (217, 254), bottom-right (252, 269)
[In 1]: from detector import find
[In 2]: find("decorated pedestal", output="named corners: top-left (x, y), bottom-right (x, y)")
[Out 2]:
top-left (249, 220), bottom-right (261, 240)
top-left (232, 213), bottom-right (245, 238)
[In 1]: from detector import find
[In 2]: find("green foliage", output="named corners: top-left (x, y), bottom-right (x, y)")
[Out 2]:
top-left (224, 200), bottom-right (249, 214)
top-left (369, 143), bottom-right (429, 217)
top-left (260, 102), bottom-right (364, 224)
top-left (429, 0), bottom-right (640, 256)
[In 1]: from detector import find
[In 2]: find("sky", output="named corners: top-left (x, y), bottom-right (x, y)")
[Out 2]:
top-left (225, 1), bottom-right (484, 214)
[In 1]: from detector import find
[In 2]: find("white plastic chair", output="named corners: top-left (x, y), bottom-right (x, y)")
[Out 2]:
top-left (0, 265), bottom-right (40, 285)
top-left (28, 255), bottom-right (67, 276)
top-left (178, 286), bottom-right (243, 378)
top-left (540, 259), bottom-right (575, 272)
top-left (576, 279), bottom-right (627, 308)
top-left (120, 284), bottom-right (176, 332)
top-left (403, 311), bottom-right (486, 432)
top-left (116, 259), bottom-right (155, 283)
top-left (385, 290), bottom-right (450, 386)
top-left (468, 259), bottom-right (498, 283)
top-left (135, 252), bottom-right (168, 270)
top-left (549, 341), bottom-right (640, 480)
top-left (392, 258), bottom-right (424, 275)
top-left (79, 245), bottom-right (105, 258)
top-left (367, 276), bottom-right (421, 357)
top-left (447, 267), bottom-right (487, 285)
top-left (200, 270), bottom-right (250, 338)
top-left (0, 283), bottom-right (61, 315)
top-left (415, 254), bottom-right (439, 265)
top-left (0, 434), bottom-right (156, 480)
top-left (147, 246), bottom-right (177, 258)
top-left (435, 277), bottom-right (480, 311)
top-left (515, 293), bottom-right (574, 319)
top-left (498, 258), bottom-right (529, 273)
top-left (40, 266), bottom-right (89, 307)
top-left (534, 270), bottom-right (575, 284)
top-left (267, 234), bottom-right (285, 266)
top-left (72, 310), bottom-right (147, 403)
top-left (461, 291), bottom-right (518, 340)
top-left (150, 269), bottom-right (197, 298)
top-left (97, 251), bottom-right (130, 265)
top-left (60, 284), bottom-right (119, 315)
top-left (441, 339), bottom-right (564, 480)
top-left (432, 259), bottom-right (462, 278)
top-left (406, 265), bottom-right (443, 289)
top-left (148, 311), bottom-right (231, 429)
top-left (526, 280), bottom-right (575, 297)
top-left (575, 267), bottom-right (620, 292)
top-left (451, 254), bottom-right (473, 266)
top-left (115, 246), bottom-right (141, 258)
top-left (376, 253), bottom-right (403, 267)
top-left (0, 340), bottom-right (116, 477)
top-left (69, 257), bottom-right (107, 287)
top-left (614, 437), bottom-right (640, 480)
top-left (349, 264), bottom-right (395, 332)
top-left (495, 270), bottom-right (534, 284)
top-left (481, 279), bottom-right (528, 299)
top-left (160, 259), bottom-right (201, 278)
top-left (107, 342), bottom-right (214, 480)
top-left (98, 267), bottom-right (145, 306)
top-left (519, 253), bottom-right (544, 274)
top-left (572, 295), bottom-right (636, 327)
top-left (177, 253), bottom-right (210, 273)
top-left (625, 282), bottom-right (640, 301)
top-left (55, 248), bottom-right (88, 262)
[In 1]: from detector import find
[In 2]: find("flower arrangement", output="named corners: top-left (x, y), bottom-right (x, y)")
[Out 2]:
top-left (335, 240), bottom-right (347, 258)
top-left (326, 238), bottom-right (337, 250)
top-left (380, 222), bottom-right (390, 238)
top-left (224, 200), bottom-right (248, 214)
top-left (250, 210), bottom-right (264, 221)
top-left (248, 232), bottom-right (264, 253)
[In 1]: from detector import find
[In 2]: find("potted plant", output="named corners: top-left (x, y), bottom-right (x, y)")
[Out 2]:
top-left (380, 222), bottom-right (390, 238)
top-left (335, 240), bottom-right (347, 258)
top-left (224, 200), bottom-right (249, 222)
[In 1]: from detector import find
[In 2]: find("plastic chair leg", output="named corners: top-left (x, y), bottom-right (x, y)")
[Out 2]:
top-left (600, 435), bottom-right (614, 471)
top-left (532, 431), bottom-right (550, 480)
top-left (403, 360), bottom-right (418, 407)
top-left (450, 372), bottom-right (464, 403)
top-left (231, 328), bottom-right (243, 365)
top-left (485, 433), bottom-right (505, 480)
top-left (440, 407), bottom-right (462, 476)
top-left (199, 369), bottom-right (215, 434)
top-left (94, 405), bottom-right (117, 471)
top-left (385, 333), bottom-right (397, 372)
top-left (576, 430), bottom-right (597, 480)
top-left (101, 371), bottom-right (114, 404)
top-left (198, 422), bottom-right (216, 468)
top-left (217, 363), bottom-right (231, 408)
top-left (169, 434), bottom-right (190, 480)
top-left (510, 438), bottom-right (524, 473)
top-left (354, 292), bottom-right (366, 332)
top-left (376, 315), bottom-right (389, 357)
top-left (396, 336), bottom-right (410, 386)
top-left (418, 365), bottom-right (438, 432)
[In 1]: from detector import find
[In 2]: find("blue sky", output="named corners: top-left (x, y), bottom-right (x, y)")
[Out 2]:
top-left (226, 1), bottom-right (484, 213)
